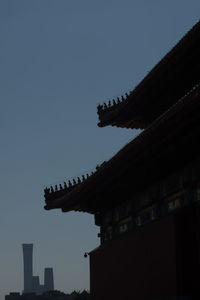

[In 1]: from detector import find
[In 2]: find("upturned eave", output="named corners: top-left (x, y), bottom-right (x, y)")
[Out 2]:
top-left (44, 83), bottom-right (200, 214)
top-left (97, 20), bottom-right (200, 129)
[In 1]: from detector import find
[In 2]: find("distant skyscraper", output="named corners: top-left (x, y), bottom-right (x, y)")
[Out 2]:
top-left (22, 244), bottom-right (54, 294)
top-left (22, 244), bottom-right (33, 293)
top-left (44, 268), bottom-right (54, 291)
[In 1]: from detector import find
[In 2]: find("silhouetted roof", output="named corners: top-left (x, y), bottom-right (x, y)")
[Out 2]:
top-left (44, 82), bottom-right (200, 214)
top-left (97, 20), bottom-right (200, 129)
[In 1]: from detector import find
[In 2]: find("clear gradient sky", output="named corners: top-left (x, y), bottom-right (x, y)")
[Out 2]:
top-left (0, 0), bottom-right (200, 298)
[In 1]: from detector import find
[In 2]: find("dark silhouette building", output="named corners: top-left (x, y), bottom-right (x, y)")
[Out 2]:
top-left (22, 244), bottom-right (54, 294)
top-left (22, 244), bottom-right (33, 294)
top-left (44, 268), bottom-right (54, 292)
top-left (43, 21), bottom-right (200, 299)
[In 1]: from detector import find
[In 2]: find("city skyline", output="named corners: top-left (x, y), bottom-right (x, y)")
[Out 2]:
top-left (22, 244), bottom-right (54, 294)
top-left (1, 1), bottom-right (200, 299)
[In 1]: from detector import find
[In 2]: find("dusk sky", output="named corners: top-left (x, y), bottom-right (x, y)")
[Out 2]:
top-left (1, 0), bottom-right (200, 298)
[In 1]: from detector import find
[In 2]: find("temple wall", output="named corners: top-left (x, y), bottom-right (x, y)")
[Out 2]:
top-left (90, 206), bottom-right (200, 300)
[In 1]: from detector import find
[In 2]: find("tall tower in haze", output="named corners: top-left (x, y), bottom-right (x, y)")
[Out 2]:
top-left (22, 244), bottom-right (33, 293)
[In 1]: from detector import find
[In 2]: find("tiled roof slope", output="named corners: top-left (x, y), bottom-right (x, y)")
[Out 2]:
top-left (97, 20), bottom-right (200, 129)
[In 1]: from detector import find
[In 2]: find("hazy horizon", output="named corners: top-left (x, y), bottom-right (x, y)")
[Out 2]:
top-left (1, 0), bottom-right (200, 299)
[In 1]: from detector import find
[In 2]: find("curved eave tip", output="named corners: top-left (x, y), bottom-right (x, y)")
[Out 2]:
top-left (44, 205), bottom-right (52, 210)
top-left (97, 122), bottom-right (104, 127)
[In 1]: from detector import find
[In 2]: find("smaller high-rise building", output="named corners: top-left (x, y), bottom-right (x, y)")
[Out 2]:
top-left (44, 268), bottom-right (54, 292)
top-left (32, 276), bottom-right (40, 294)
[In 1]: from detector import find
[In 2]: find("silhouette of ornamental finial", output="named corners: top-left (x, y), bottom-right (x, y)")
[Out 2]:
top-left (73, 179), bottom-right (77, 185)
top-left (125, 92), bottom-right (129, 98)
top-left (121, 95), bottom-right (125, 102)
top-left (77, 177), bottom-right (81, 184)
top-left (50, 186), bottom-right (54, 193)
top-left (44, 187), bottom-right (50, 195)
top-left (108, 100), bottom-right (111, 107)
top-left (82, 175), bottom-right (86, 181)
top-left (86, 173), bottom-right (89, 179)
top-left (59, 184), bottom-right (63, 190)
top-left (64, 182), bottom-right (67, 189)
top-left (117, 97), bottom-right (120, 104)
top-left (97, 104), bottom-right (103, 113)
top-left (55, 185), bottom-right (58, 191)
top-left (104, 102), bottom-right (108, 109)
top-left (113, 99), bottom-right (116, 106)
top-left (68, 180), bottom-right (72, 187)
